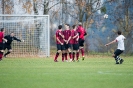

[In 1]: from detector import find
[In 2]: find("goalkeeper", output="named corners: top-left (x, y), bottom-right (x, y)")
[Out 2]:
top-left (3, 32), bottom-right (24, 57)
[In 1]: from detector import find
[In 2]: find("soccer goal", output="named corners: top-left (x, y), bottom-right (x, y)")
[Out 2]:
top-left (0, 15), bottom-right (50, 57)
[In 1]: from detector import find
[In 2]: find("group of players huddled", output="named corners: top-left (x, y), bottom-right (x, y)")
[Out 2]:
top-left (54, 22), bottom-right (125, 64)
top-left (0, 28), bottom-right (24, 61)
top-left (0, 23), bottom-right (125, 64)
top-left (54, 22), bottom-right (87, 62)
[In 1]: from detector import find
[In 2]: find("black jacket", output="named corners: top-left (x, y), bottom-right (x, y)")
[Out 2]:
top-left (4, 35), bottom-right (21, 45)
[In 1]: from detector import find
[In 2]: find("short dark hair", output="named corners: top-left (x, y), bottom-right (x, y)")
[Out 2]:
top-left (58, 25), bottom-right (62, 29)
top-left (72, 25), bottom-right (76, 29)
top-left (10, 32), bottom-right (14, 34)
top-left (65, 24), bottom-right (70, 27)
top-left (1, 28), bottom-right (4, 32)
top-left (117, 31), bottom-right (121, 35)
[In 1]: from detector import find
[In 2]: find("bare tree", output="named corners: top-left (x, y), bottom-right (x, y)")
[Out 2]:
top-left (1, 0), bottom-right (14, 14)
top-left (32, 0), bottom-right (61, 15)
top-left (62, 0), bottom-right (110, 29)
top-left (111, 0), bottom-right (133, 53)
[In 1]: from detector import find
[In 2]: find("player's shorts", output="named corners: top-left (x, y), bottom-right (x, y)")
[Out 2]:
top-left (57, 44), bottom-right (65, 51)
top-left (0, 42), bottom-right (4, 50)
top-left (72, 44), bottom-right (79, 50)
top-left (79, 39), bottom-right (84, 47)
top-left (4, 44), bottom-right (12, 50)
top-left (114, 49), bottom-right (123, 57)
top-left (64, 43), bottom-right (72, 50)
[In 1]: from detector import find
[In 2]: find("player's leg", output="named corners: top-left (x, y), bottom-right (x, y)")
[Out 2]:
top-left (72, 50), bottom-right (76, 61)
top-left (76, 50), bottom-right (79, 62)
top-left (64, 51), bottom-right (68, 62)
top-left (61, 45), bottom-right (65, 62)
top-left (79, 39), bottom-right (85, 60)
top-left (113, 49), bottom-right (119, 64)
top-left (115, 50), bottom-right (124, 64)
top-left (62, 50), bottom-right (65, 62)
top-left (0, 43), bottom-right (4, 61)
top-left (54, 44), bottom-right (62, 62)
top-left (64, 43), bottom-right (69, 62)
top-left (4, 45), bottom-right (12, 57)
top-left (71, 45), bottom-right (74, 61)
top-left (113, 49), bottom-right (123, 64)
top-left (119, 57), bottom-right (124, 64)
top-left (68, 44), bottom-right (73, 62)
top-left (72, 44), bottom-right (78, 61)
top-left (0, 52), bottom-right (3, 61)
top-left (75, 44), bottom-right (79, 62)
top-left (0, 50), bottom-right (3, 61)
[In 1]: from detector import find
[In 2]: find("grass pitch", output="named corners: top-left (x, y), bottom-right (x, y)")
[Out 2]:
top-left (0, 56), bottom-right (133, 88)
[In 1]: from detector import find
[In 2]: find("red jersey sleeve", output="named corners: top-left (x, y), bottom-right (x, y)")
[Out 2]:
top-left (0, 32), bottom-right (4, 43)
top-left (56, 31), bottom-right (59, 38)
top-left (55, 30), bottom-right (64, 44)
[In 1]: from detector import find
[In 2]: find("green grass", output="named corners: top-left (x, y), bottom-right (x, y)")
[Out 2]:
top-left (0, 57), bottom-right (133, 88)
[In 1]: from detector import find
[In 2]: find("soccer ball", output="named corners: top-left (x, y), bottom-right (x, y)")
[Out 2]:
top-left (104, 14), bottom-right (108, 19)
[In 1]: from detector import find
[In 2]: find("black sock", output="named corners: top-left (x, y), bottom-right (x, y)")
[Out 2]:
top-left (73, 52), bottom-right (75, 60)
top-left (4, 52), bottom-right (10, 56)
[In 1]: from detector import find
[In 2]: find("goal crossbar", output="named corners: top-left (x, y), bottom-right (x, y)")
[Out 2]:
top-left (0, 15), bottom-right (50, 57)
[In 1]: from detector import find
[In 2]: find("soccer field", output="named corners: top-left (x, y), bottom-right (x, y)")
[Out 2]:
top-left (0, 57), bottom-right (133, 88)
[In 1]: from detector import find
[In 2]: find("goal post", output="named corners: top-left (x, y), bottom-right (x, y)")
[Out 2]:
top-left (0, 15), bottom-right (50, 57)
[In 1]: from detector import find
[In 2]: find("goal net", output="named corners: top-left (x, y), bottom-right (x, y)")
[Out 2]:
top-left (0, 15), bottom-right (50, 57)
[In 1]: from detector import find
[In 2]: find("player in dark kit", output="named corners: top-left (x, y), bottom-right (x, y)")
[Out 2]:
top-left (63, 24), bottom-right (72, 62)
top-left (54, 25), bottom-right (65, 62)
top-left (3, 32), bottom-right (24, 57)
top-left (71, 25), bottom-right (79, 62)
top-left (0, 28), bottom-right (7, 61)
top-left (77, 22), bottom-right (87, 60)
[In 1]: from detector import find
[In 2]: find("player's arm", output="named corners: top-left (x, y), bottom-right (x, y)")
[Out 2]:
top-left (63, 39), bottom-right (67, 43)
top-left (105, 39), bottom-right (117, 46)
top-left (73, 33), bottom-right (78, 39)
top-left (67, 31), bottom-right (72, 44)
top-left (67, 36), bottom-right (71, 43)
top-left (14, 37), bottom-right (24, 42)
top-left (59, 32), bottom-right (64, 39)
top-left (58, 32), bottom-right (66, 42)
top-left (66, 32), bottom-right (72, 44)
top-left (56, 37), bottom-right (63, 45)
top-left (124, 36), bottom-right (126, 40)
top-left (84, 30), bottom-right (87, 36)
top-left (77, 28), bottom-right (80, 36)
top-left (3, 35), bottom-right (7, 42)
top-left (76, 35), bottom-right (79, 41)
top-left (2, 38), bottom-right (7, 42)
top-left (60, 33), bottom-right (66, 42)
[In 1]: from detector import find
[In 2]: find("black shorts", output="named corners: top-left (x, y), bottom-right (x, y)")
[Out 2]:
top-left (79, 39), bottom-right (84, 47)
top-left (64, 43), bottom-right (72, 50)
top-left (0, 42), bottom-right (4, 50)
top-left (72, 44), bottom-right (79, 50)
top-left (4, 44), bottom-right (12, 50)
top-left (57, 44), bottom-right (65, 51)
top-left (114, 49), bottom-right (123, 56)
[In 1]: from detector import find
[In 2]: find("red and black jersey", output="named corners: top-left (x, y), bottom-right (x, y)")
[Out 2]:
top-left (71, 30), bottom-right (79, 44)
top-left (63, 29), bottom-right (71, 43)
top-left (0, 32), bottom-right (4, 43)
top-left (77, 26), bottom-right (87, 40)
top-left (55, 30), bottom-right (64, 44)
